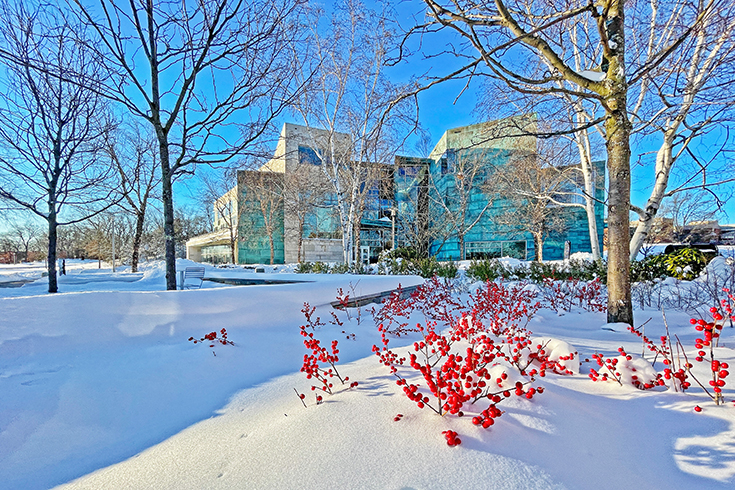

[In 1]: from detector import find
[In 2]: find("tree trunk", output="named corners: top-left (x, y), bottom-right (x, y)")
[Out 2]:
top-left (158, 132), bottom-right (178, 290)
top-left (269, 235), bottom-right (275, 265)
top-left (584, 193), bottom-right (600, 260)
top-left (131, 207), bottom-right (146, 273)
top-left (343, 205), bottom-right (354, 266)
top-left (297, 218), bottom-right (304, 263)
top-left (601, 4), bottom-right (633, 325)
top-left (573, 113), bottom-right (602, 261)
top-left (354, 220), bottom-right (361, 265)
top-left (458, 232), bottom-right (465, 261)
top-left (533, 232), bottom-right (544, 262)
top-left (606, 116), bottom-right (633, 325)
top-left (579, 143), bottom-right (601, 260)
top-left (629, 131), bottom-right (676, 261)
top-left (47, 216), bottom-right (58, 293)
top-left (605, 81), bottom-right (633, 324)
top-left (230, 224), bottom-right (237, 264)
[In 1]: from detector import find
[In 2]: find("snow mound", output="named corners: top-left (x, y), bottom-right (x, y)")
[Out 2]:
top-left (612, 354), bottom-right (660, 388)
top-left (532, 337), bottom-right (580, 375)
top-left (696, 255), bottom-right (734, 284)
top-left (497, 257), bottom-right (524, 268)
top-left (569, 252), bottom-right (595, 262)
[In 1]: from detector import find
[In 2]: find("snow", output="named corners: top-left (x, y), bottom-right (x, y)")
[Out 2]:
top-left (1, 260), bottom-right (735, 489)
top-left (569, 251), bottom-right (595, 261)
top-left (698, 255), bottom-right (735, 284)
top-left (579, 69), bottom-right (606, 82)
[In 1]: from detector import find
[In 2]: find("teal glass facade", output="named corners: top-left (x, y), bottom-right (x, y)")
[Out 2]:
top-left (415, 148), bottom-right (605, 261)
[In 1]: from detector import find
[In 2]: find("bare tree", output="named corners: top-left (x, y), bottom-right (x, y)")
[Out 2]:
top-left (79, 212), bottom-right (132, 266)
top-left (0, 231), bottom-right (19, 262)
top-left (473, 2), bottom-right (734, 262)
top-left (476, 75), bottom-right (607, 261)
top-left (628, 2), bottom-right (735, 258)
top-left (7, 220), bottom-right (44, 262)
top-left (105, 124), bottom-right (160, 272)
top-left (70, 0), bottom-right (306, 289)
top-left (146, 206), bottom-right (211, 260)
top-left (240, 170), bottom-right (284, 265)
top-left (428, 148), bottom-right (494, 260)
top-left (199, 170), bottom-right (245, 264)
top-left (488, 140), bottom-right (584, 261)
top-left (665, 190), bottom-right (721, 242)
top-left (0, 219), bottom-right (44, 262)
top-left (293, 0), bottom-right (419, 266)
top-left (0, 2), bottom-right (116, 292)
top-left (411, 0), bottom-right (719, 324)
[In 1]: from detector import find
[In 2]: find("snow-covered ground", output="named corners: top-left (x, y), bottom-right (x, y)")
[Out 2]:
top-left (1, 260), bottom-right (734, 489)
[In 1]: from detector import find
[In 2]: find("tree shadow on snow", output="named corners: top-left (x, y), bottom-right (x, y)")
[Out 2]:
top-left (461, 383), bottom-right (735, 489)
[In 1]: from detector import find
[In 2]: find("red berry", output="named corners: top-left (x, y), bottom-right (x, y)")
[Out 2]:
top-left (694, 406), bottom-right (702, 412)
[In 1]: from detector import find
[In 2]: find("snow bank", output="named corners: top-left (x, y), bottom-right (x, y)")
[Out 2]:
top-left (1, 264), bottom-right (734, 489)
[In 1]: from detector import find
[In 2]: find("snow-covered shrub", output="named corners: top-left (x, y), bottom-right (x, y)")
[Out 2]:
top-left (632, 256), bottom-right (735, 316)
top-left (375, 253), bottom-right (457, 279)
top-left (540, 278), bottom-right (606, 313)
top-left (630, 254), bottom-right (668, 283)
top-left (466, 259), bottom-right (513, 282)
top-left (588, 347), bottom-right (662, 389)
top-left (663, 247), bottom-right (707, 280)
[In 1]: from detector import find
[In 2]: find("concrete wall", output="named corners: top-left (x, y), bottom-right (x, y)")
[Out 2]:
top-left (274, 124), bottom-right (351, 263)
top-left (302, 238), bottom-right (344, 263)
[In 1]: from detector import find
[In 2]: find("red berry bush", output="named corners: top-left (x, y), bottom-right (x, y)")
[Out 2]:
top-left (541, 277), bottom-right (606, 313)
top-left (372, 279), bottom-right (575, 443)
top-left (588, 347), bottom-right (663, 389)
top-left (610, 290), bottom-right (735, 404)
top-left (298, 301), bottom-right (358, 406)
top-left (188, 328), bottom-right (234, 356)
top-left (688, 300), bottom-right (732, 405)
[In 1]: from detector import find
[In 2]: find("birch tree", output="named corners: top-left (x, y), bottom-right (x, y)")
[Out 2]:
top-left (293, 0), bottom-right (418, 266)
top-left (413, 0), bottom-right (718, 324)
top-left (628, 1), bottom-right (735, 259)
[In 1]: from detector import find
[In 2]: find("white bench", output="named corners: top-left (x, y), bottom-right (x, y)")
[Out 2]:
top-left (179, 266), bottom-right (205, 290)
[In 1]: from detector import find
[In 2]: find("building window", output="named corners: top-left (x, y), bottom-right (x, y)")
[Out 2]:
top-left (465, 240), bottom-right (528, 260)
top-left (298, 145), bottom-right (323, 166)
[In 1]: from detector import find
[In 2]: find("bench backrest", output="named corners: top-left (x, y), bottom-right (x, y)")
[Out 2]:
top-left (184, 267), bottom-right (205, 278)
top-left (181, 266), bottom-right (205, 289)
